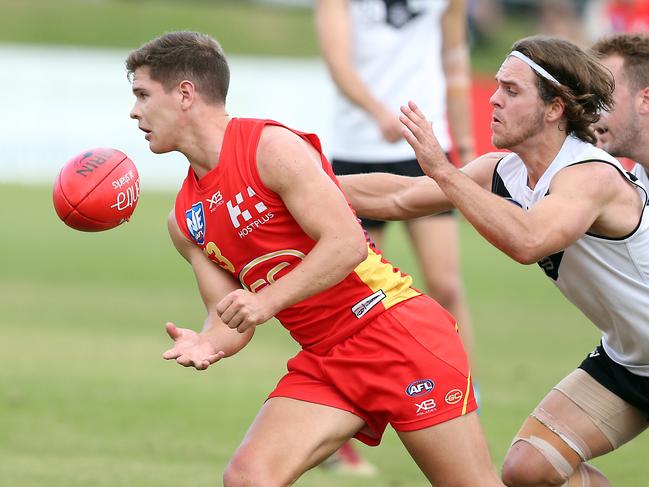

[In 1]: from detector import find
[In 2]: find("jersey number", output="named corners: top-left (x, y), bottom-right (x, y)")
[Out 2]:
top-left (203, 242), bottom-right (235, 273)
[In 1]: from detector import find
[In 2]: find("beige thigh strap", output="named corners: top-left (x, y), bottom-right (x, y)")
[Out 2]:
top-left (531, 406), bottom-right (592, 461)
top-left (512, 435), bottom-right (574, 480)
top-left (553, 369), bottom-right (648, 450)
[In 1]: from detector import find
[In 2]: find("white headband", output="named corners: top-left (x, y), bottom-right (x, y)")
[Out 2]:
top-left (508, 50), bottom-right (561, 86)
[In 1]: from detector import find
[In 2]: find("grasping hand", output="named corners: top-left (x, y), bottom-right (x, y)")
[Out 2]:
top-left (400, 101), bottom-right (450, 177)
top-left (162, 322), bottom-right (225, 370)
top-left (217, 289), bottom-right (274, 334)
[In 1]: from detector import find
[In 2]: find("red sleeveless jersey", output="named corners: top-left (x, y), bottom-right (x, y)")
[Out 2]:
top-left (175, 118), bottom-right (420, 353)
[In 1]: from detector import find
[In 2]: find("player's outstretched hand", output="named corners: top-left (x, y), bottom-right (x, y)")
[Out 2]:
top-left (162, 322), bottom-right (225, 370)
top-left (217, 289), bottom-right (273, 334)
top-left (400, 101), bottom-right (449, 177)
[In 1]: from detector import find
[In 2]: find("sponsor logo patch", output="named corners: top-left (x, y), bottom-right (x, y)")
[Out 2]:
top-left (406, 379), bottom-right (435, 397)
top-left (351, 289), bottom-right (386, 318)
top-left (186, 202), bottom-right (206, 245)
top-left (227, 187), bottom-right (268, 229)
top-left (444, 389), bottom-right (464, 405)
top-left (415, 398), bottom-right (437, 415)
top-left (206, 191), bottom-right (223, 211)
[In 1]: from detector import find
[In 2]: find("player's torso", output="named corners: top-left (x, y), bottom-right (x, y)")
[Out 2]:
top-left (333, 0), bottom-right (450, 160)
top-left (176, 118), bottom-right (420, 353)
top-left (492, 136), bottom-right (649, 374)
top-left (348, 0), bottom-right (447, 48)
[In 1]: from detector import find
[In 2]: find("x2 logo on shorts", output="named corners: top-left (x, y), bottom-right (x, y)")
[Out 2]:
top-left (415, 398), bottom-right (437, 416)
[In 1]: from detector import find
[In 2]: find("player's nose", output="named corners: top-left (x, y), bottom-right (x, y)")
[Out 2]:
top-left (129, 103), bottom-right (140, 120)
top-left (489, 88), bottom-right (502, 108)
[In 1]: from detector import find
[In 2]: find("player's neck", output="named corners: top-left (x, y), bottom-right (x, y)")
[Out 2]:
top-left (626, 132), bottom-right (649, 170)
top-left (181, 106), bottom-right (231, 179)
top-left (513, 130), bottom-right (567, 189)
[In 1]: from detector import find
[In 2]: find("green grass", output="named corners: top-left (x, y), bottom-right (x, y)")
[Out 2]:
top-left (0, 0), bottom-right (318, 57)
top-left (1, 183), bottom-right (647, 486)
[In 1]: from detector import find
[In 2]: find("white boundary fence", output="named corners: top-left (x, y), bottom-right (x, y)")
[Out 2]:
top-left (0, 44), bottom-right (335, 190)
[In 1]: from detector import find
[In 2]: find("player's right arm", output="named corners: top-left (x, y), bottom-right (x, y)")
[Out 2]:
top-left (338, 152), bottom-right (503, 220)
top-left (315, 0), bottom-right (402, 142)
top-left (164, 211), bottom-right (254, 370)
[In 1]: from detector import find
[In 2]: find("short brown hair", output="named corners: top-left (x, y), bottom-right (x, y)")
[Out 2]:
top-left (126, 31), bottom-right (230, 104)
top-left (591, 33), bottom-right (649, 93)
top-left (511, 36), bottom-right (614, 144)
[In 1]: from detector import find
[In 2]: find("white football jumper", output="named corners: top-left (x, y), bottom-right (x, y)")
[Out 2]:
top-left (492, 135), bottom-right (649, 376)
top-left (332, 0), bottom-right (451, 162)
top-left (631, 162), bottom-right (649, 190)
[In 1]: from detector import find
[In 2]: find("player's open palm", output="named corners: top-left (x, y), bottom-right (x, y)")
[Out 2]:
top-left (400, 101), bottom-right (448, 177)
top-left (163, 322), bottom-right (225, 370)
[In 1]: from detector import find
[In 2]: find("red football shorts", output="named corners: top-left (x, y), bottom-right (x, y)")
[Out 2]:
top-left (268, 295), bottom-right (477, 446)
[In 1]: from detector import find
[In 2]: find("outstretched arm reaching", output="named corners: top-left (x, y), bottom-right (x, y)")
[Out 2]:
top-left (338, 154), bottom-right (501, 220)
top-left (399, 100), bottom-right (637, 263)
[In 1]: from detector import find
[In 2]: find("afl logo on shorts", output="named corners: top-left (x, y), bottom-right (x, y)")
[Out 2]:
top-left (445, 389), bottom-right (464, 405)
top-left (406, 379), bottom-right (435, 397)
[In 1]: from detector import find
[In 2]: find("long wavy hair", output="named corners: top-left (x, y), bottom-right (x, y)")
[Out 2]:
top-left (511, 36), bottom-right (614, 144)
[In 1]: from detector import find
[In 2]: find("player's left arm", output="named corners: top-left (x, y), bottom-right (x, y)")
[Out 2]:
top-left (216, 126), bottom-right (368, 333)
top-left (505, 164), bottom-right (632, 263)
top-left (401, 101), bottom-right (620, 264)
top-left (441, 0), bottom-right (475, 165)
top-left (421, 161), bottom-right (617, 264)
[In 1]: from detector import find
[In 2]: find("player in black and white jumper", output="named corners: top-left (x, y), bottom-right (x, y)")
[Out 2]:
top-left (341, 35), bottom-right (649, 487)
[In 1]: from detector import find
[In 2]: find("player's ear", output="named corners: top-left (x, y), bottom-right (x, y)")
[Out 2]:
top-left (636, 85), bottom-right (649, 116)
top-left (178, 80), bottom-right (196, 109)
top-left (546, 96), bottom-right (565, 123)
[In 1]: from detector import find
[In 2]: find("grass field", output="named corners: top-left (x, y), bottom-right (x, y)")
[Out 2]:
top-left (1, 183), bottom-right (647, 486)
top-left (2, 0), bottom-right (647, 484)
top-left (0, 0), bottom-right (319, 56)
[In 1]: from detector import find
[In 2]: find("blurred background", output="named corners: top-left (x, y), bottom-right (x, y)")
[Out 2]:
top-left (2, 1), bottom-right (648, 486)
top-left (5, 0), bottom-right (647, 188)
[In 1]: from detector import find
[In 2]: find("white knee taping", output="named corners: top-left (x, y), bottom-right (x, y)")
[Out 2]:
top-left (555, 369), bottom-right (647, 450)
top-left (553, 463), bottom-right (595, 487)
top-left (579, 463), bottom-right (591, 487)
top-left (532, 407), bottom-right (592, 461)
top-left (513, 435), bottom-right (575, 480)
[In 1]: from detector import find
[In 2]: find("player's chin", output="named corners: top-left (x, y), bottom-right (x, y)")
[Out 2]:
top-left (491, 135), bottom-right (508, 150)
top-left (149, 142), bottom-right (171, 154)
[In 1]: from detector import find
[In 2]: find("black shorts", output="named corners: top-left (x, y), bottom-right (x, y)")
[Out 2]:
top-left (579, 343), bottom-right (649, 418)
top-left (332, 158), bottom-right (455, 229)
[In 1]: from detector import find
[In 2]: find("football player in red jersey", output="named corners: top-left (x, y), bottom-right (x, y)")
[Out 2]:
top-left (126, 31), bottom-right (503, 487)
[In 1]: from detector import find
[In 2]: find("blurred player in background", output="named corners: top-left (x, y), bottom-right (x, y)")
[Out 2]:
top-left (315, 0), bottom-right (477, 473)
top-left (341, 35), bottom-right (649, 486)
top-left (125, 31), bottom-right (503, 487)
top-left (592, 33), bottom-right (649, 187)
top-left (315, 0), bottom-right (477, 368)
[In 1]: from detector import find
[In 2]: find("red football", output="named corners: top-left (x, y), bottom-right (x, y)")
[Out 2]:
top-left (53, 148), bottom-right (140, 231)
